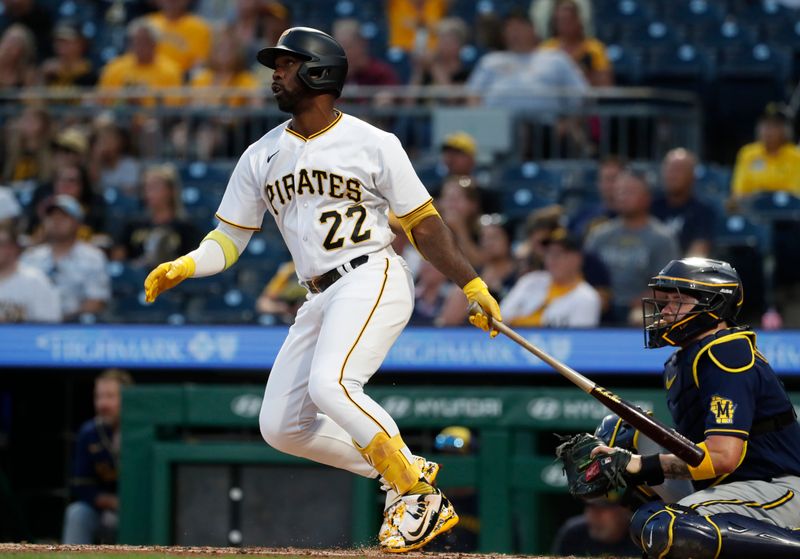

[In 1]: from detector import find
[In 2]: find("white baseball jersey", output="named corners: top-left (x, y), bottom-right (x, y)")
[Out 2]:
top-left (216, 111), bottom-right (431, 281)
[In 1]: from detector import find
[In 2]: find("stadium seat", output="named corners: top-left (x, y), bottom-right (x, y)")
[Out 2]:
top-left (186, 289), bottom-right (257, 324)
top-left (106, 291), bottom-right (183, 324)
top-left (618, 21), bottom-right (680, 49)
top-left (693, 164), bottom-right (732, 201)
top-left (688, 20), bottom-right (758, 49)
top-left (498, 162), bottom-right (562, 218)
top-left (108, 261), bottom-right (147, 297)
top-left (642, 44), bottom-right (716, 91)
top-left (600, 0), bottom-right (654, 25)
top-left (179, 161), bottom-right (234, 187)
top-left (385, 48), bottom-right (412, 84)
top-left (743, 191), bottom-right (800, 221)
top-left (741, 0), bottom-right (797, 25)
top-left (605, 44), bottom-right (644, 85)
top-left (661, 0), bottom-right (725, 24)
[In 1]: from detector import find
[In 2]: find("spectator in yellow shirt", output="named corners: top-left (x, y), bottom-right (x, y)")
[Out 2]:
top-left (540, 0), bottom-right (612, 86)
top-left (388, 0), bottom-right (449, 52)
top-left (189, 27), bottom-right (260, 107)
top-left (178, 28), bottom-right (261, 159)
top-left (98, 18), bottom-right (183, 107)
top-left (731, 103), bottom-right (800, 198)
top-left (147, 0), bottom-right (212, 74)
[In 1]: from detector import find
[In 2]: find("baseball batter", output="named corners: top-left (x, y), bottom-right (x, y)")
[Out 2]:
top-left (592, 258), bottom-right (800, 558)
top-left (144, 27), bottom-right (502, 552)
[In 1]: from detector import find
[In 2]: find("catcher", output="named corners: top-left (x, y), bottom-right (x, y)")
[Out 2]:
top-left (558, 258), bottom-right (800, 558)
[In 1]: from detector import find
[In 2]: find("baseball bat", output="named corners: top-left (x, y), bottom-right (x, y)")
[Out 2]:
top-left (489, 319), bottom-right (706, 466)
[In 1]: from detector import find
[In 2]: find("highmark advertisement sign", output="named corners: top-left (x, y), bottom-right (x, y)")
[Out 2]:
top-left (1, 325), bottom-right (800, 375)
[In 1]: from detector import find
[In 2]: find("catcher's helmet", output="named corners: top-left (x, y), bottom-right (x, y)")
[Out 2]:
top-left (643, 257), bottom-right (743, 349)
top-left (257, 27), bottom-right (348, 97)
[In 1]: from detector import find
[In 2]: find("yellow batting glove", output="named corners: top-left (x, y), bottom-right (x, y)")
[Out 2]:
top-left (144, 255), bottom-right (196, 303)
top-left (463, 277), bottom-right (502, 338)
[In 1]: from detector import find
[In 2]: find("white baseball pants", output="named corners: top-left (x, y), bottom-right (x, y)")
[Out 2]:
top-left (259, 249), bottom-right (415, 478)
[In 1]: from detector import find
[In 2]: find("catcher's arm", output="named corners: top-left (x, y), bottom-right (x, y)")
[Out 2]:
top-left (592, 434), bottom-right (746, 482)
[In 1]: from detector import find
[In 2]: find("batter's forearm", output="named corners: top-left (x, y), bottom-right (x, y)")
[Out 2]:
top-left (659, 454), bottom-right (691, 479)
top-left (412, 216), bottom-right (478, 288)
top-left (188, 223), bottom-right (254, 277)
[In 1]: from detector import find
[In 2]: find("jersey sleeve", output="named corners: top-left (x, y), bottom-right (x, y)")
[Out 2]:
top-left (216, 147), bottom-right (268, 231)
top-left (374, 134), bottom-right (432, 218)
top-left (696, 337), bottom-right (758, 440)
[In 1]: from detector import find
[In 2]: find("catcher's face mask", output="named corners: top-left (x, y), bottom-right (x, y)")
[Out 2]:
top-left (642, 288), bottom-right (712, 348)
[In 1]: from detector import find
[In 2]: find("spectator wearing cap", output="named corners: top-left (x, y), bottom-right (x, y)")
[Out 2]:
top-left (20, 195), bottom-right (110, 321)
top-left (0, 23), bottom-right (39, 88)
top-left (441, 131), bottom-right (477, 176)
top-left (0, 224), bottom-right (61, 322)
top-left (146, 0), bottom-right (212, 74)
top-left (2, 106), bottom-right (53, 185)
top-left (26, 127), bottom-right (90, 232)
top-left (111, 164), bottom-right (200, 269)
top-left (465, 10), bottom-right (587, 115)
top-left (41, 22), bottom-right (97, 88)
top-left (426, 131), bottom-right (477, 198)
top-left (98, 18), bottom-right (183, 107)
top-left (731, 103), bottom-right (800, 198)
top-left (651, 148), bottom-right (716, 257)
top-left (29, 162), bottom-right (105, 243)
top-left (539, 0), bottom-right (611, 86)
top-left (501, 227), bottom-right (601, 327)
top-left (333, 19), bottom-right (399, 86)
top-left (584, 170), bottom-right (680, 325)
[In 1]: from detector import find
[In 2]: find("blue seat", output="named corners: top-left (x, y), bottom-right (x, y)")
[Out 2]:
top-left (178, 161), bottom-right (234, 188)
top-left (385, 48), bottom-right (411, 84)
top-left (643, 44), bottom-right (716, 87)
top-left (107, 291), bottom-right (183, 324)
top-left (715, 214), bottom-right (771, 251)
top-left (499, 162), bottom-right (562, 218)
top-left (600, 0), bottom-right (653, 25)
top-left (618, 21), bottom-right (680, 49)
top-left (693, 164), bottom-right (732, 201)
top-left (761, 21), bottom-right (800, 51)
top-left (605, 44), bottom-right (644, 84)
top-left (186, 289), bottom-right (257, 324)
top-left (741, 0), bottom-right (797, 25)
top-left (661, 0), bottom-right (725, 25)
top-left (743, 192), bottom-right (800, 221)
top-left (688, 20), bottom-right (758, 49)
top-left (107, 262), bottom-right (147, 297)
top-left (717, 43), bottom-right (791, 80)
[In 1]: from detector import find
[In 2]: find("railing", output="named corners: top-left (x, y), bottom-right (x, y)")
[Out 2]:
top-left (0, 85), bottom-right (701, 162)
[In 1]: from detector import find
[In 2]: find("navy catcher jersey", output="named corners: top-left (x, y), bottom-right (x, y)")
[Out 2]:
top-left (663, 327), bottom-right (800, 490)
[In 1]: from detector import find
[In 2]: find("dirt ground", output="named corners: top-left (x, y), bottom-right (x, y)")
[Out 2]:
top-left (0, 544), bottom-right (566, 559)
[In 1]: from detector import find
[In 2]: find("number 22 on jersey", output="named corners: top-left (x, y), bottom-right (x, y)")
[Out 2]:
top-left (319, 205), bottom-right (372, 250)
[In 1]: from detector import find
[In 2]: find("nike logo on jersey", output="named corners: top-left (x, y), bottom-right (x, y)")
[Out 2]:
top-left (264, 168), bottom-right (364, 215)
top-left (267, 150), bottom-right (280, 163)
top-left (665, 374), bottom-right (677, 390)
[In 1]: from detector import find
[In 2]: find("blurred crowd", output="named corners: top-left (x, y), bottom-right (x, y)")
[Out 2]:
top-left (0, 0), bottom-right (799, 329)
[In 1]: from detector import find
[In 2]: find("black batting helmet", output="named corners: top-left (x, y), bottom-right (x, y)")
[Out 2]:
top-left (643, 258), bottom-right (743, 349)
top-left (257, 27), bottom-right (348, 97)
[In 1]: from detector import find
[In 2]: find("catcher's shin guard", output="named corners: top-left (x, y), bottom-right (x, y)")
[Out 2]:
top-left (380, 487), bottom-right (459, 553)
top-left (355, 433), bottom-right (421, 495)
top-left (631, 501), bottom-right (800, 558)
top-left (380, 457), bottom-right (440, 545)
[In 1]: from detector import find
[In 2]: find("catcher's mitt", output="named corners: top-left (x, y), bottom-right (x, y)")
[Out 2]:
top-left (555, 433), bottom-right (632, 500)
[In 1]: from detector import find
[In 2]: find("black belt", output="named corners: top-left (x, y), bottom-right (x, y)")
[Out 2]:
top-left (750, 408), bottom-right (798, 437)
top-left (302, 254), bottom-right (370, 294)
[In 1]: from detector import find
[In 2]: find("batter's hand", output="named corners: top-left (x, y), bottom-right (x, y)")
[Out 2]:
top-left (144, 256), bottom-right (195, 303)
top-left (463, 277), bottom-right (502, 338)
